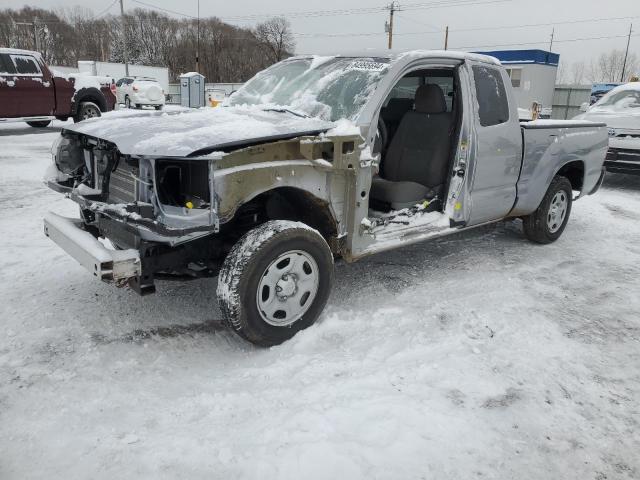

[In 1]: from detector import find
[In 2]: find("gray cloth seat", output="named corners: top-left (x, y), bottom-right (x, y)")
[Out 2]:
top-left (371, 84), bottom-right (452, 210)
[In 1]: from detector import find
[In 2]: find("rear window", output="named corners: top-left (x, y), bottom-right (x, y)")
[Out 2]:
top-left (472, 65), bottom-right (509, 127)
top-left (0, 54), bottom-right (17, 74)
top-left (10, 54), bottom-right (42, 75)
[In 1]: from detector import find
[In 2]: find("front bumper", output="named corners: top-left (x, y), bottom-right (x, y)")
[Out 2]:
top-left (44, 212), bottom-right (141, 282)
top-left (605, 148), bottom-right (640, 175)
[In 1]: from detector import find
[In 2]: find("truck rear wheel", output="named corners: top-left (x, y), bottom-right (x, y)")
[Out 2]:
top-left (217, 220), bottom-right (334, 347)
top-left (74, 102), bottom-right (101, 122)
top-left (26, 120), bottom-right (51, 128)
top-left (523, 175), bottom-right (573, 244)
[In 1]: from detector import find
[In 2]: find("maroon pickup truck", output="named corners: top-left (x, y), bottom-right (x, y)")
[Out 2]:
top-left (0, 48), bottom-right (116, 128)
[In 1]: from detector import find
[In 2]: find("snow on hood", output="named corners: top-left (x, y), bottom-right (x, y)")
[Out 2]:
top-left (63, 106), bottom-right (335, 157)
top-left (574, 82), bottom-right (640, 129)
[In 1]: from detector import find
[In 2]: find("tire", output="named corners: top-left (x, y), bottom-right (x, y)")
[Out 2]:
top-left (154, 105), bottom-right (163, 111)
top-left (135, 104), bottom-right (141, 109)
top-left (125, 97), bottom-right (131, 109)
top-left (26, 120), bottom-right (51, 128)
top-left (73, 101), bottom-right (101, 123)
top-left (523, 175), bottom-right (573, 244)
top-left (217, 220), bottom-right (334, 347)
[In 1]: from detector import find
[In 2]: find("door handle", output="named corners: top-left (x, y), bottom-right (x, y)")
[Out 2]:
top-left (454, 166), bottom-right (466, 177)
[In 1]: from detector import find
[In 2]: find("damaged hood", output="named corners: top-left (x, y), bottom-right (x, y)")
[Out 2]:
top-left (63, 106), bottom-right (335, 157)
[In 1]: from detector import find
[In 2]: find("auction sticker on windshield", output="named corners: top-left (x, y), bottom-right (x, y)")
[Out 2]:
top-left (347, 61), bottom-right (388, 72)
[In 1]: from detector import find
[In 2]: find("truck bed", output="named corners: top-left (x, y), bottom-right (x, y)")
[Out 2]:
top-left (511, 119), bottom-right (608, 216)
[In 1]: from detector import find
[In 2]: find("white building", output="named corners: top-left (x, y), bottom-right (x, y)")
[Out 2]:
top-left (476, 49), bottom-right (559, 118)
top-left (51, 61), bottom-right (170, 91)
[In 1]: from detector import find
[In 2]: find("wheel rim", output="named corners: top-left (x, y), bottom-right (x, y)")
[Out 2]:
top-left (83, 106), bottom-right (99, 119)
top-left (256, 249), bottom-right (320, 327)
top-left (547, 190), bottom-right (568, 233)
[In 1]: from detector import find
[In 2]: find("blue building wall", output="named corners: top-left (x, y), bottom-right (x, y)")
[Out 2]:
top-left (475, 49), bottom-right (560, 66)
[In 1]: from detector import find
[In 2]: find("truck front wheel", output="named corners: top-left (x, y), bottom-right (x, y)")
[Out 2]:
top-left (523, 175), bottom-right (573, 244)
top-left (217, 220), bottom-right (334, 347)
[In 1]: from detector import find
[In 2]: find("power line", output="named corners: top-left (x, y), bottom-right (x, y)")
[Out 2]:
top-left (127, 0), bottom-right (510, 22)
top-left (129, 0), bottom-right (197, 18)
top-left (293, 13), bottom-right (640, 38)
top-left (452, 33), bottom-right (640, 50)
top-left (93, 0), bottom-right (119, 19)
top-left (450, 14), bottom-right (640, 33)
top-left (394, 12), bottom-right (439, 32)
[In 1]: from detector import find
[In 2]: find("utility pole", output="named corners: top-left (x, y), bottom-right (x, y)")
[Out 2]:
top-left (196, 0), bottom-right (200, 72)
top-left (444, 25), bottom-right (449, 50)
top-left (119, 0), bottom-right (129, 76)
top-left (33, 18), bottom-right (39, 52)
top-left (549, 27), bottom-right (554, 51)
top-left (621, 23), bottom-right (633, 82)
top-left (386, 2), bottom-right (395, 50)
top-left (15, 20), bottom-right (39, 51)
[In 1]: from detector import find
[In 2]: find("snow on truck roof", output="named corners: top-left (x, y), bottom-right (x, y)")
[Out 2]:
top-left (289, 50), bottom-right (501, 66)
top-left (0, 47), bottom-right (42, 57)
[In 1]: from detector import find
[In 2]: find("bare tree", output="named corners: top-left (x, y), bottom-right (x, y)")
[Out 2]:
top-left (254, 17), bottom-right (295, 63)
top-left (588, 49), bottom-right (639, 83)
top-left (0, 7), bottom-right (292, 82)
top-left (570, 61), bottom-right (586, 85)
top-left (555, 59), bottom-right (567, 84)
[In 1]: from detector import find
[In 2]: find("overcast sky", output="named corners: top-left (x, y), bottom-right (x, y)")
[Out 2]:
top-left (4, 0), bottom-right (639, 67)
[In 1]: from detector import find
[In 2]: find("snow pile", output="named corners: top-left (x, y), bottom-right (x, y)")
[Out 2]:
top-left (325, 118), bottom-right (361, 137)
top-left (69, 73), bottom-right (112, 93)
top-left (180, 71), bottom-right (202, 78)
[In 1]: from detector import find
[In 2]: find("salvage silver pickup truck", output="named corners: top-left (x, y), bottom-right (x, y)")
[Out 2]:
top-left (44, 50), bottom-right (608, 346)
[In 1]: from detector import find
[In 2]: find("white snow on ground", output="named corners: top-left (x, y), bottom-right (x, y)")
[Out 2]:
top-left (1, 121), bottom-right (640, 479)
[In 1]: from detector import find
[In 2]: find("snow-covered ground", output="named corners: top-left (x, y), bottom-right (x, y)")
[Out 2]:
top-left (1, 119), bottom-right (639, 480)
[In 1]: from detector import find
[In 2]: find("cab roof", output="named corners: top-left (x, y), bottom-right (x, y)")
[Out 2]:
top-left (0, 47), bottom-right (42, 57)
top-left (290, 49), bottom-right (501, 66)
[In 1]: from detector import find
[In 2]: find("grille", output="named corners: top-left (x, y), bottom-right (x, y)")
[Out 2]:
top-left (108, 162), bottom-right (137, 204)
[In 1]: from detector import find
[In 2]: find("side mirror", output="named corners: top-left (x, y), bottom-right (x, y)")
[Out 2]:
top-left (579, 102), bottom-right (589, 112)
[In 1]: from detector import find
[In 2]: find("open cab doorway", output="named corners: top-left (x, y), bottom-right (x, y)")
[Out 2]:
top-left (353, 64), bottom-right (469, 256)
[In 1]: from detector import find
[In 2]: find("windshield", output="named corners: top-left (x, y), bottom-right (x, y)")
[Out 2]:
top-left (227, 56), bottom-right (390, 122)
top-left (593, 87), bottom-right (640, 112)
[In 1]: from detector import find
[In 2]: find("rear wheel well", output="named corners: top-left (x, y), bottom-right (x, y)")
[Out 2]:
top-left (74, 88), bottom-right (107, 113)
top-left (556, 161), bottom-right (584, 192)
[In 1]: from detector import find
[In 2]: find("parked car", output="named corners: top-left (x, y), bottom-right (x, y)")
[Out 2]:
top-left (589, 83), bottom-right (623, 105)
top-left (115, 76), bottom-right (164, 109)
top-left (44, 50), bottom-right (608, 346)
top-left (576, 82), bottom-right (640, 175)
top-left (0, 48), bottom-right (116, 127)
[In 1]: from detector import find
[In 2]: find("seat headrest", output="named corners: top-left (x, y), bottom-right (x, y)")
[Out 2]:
top-left (414, 84), bottom-right (447, 114)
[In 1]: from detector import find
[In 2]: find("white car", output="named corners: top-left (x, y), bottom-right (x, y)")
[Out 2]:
top-left (115, 76), bottom-right (165, 110)
top-left (575, 82), bottom-right (640, 175)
